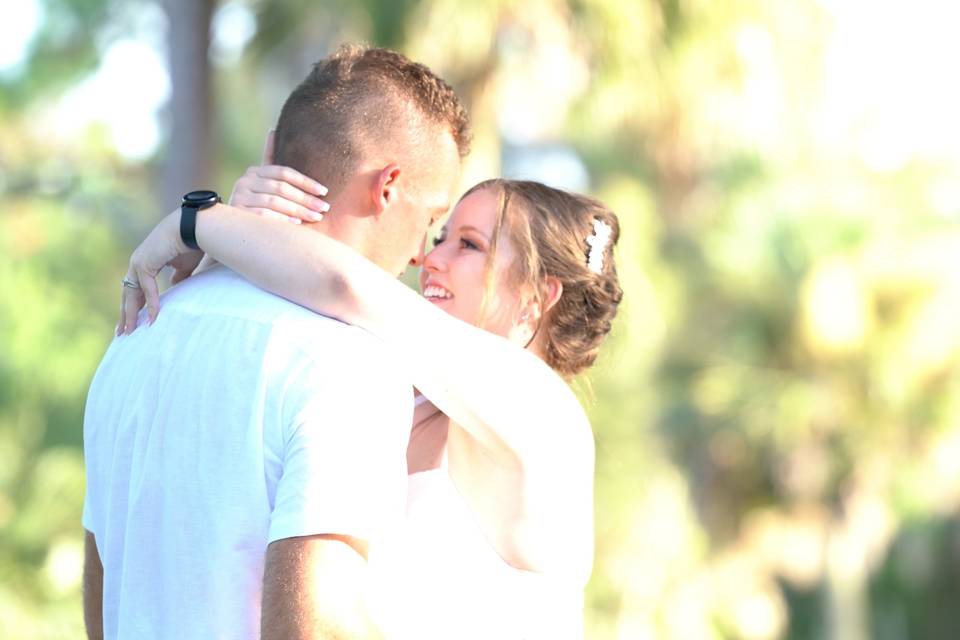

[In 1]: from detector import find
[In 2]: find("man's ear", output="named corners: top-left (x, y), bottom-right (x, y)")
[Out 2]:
top-left (262, 129), bottom-right (276, 164)
top-left (371, 164), bottom-right (401, 215)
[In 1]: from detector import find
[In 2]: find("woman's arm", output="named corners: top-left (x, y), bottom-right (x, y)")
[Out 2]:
top-left (126, 200), bottom-right (592, 469)
top-left (198, 204), bottom-right (589, 453)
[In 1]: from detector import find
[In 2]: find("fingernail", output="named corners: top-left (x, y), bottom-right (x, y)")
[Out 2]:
top-left (307, 211), bottom-right (324, 222)
top-left (288, 217), bottom-right (303, 225)
top-left (315, 183), bottom-right (328, 197)
top-left (317, 200), bottom-right (331, 212)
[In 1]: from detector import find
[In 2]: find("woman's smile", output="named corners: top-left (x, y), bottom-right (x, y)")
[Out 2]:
top-left (422, 281), bottom-right (454, 303)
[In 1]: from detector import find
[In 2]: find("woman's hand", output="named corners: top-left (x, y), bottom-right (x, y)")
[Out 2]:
top-left (118, 210), bottom-right (194, 335)
top-left (228, 129), bottom-right (330, 224)
top-left (229, 165), bottom-right (330, 223)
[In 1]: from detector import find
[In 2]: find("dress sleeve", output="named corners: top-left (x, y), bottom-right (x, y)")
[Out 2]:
top-left (268, 345), bottom-right (413, 545)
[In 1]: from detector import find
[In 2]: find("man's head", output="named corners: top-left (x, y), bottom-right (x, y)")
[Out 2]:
top-left (273, 44), bottom-right (470, 274)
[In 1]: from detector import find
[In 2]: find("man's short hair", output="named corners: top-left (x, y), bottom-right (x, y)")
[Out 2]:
top-left (274, 44), bottom-right (471, 192)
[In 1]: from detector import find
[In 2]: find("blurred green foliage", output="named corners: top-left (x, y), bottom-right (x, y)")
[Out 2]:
top-left (4, 0), bottom-right (960, 638)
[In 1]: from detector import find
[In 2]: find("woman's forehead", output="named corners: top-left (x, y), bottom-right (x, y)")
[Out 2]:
top-left (447, 188), bottom-right (499, 232)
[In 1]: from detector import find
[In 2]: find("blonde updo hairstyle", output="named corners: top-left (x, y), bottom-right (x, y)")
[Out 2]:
top-left (463, 179), bottom-right (623, 379)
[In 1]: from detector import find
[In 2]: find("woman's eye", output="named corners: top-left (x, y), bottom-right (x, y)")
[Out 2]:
top-left (432, 234), bottom-right (446, 247)
top-left (460, 238), bottom-right (479, 250)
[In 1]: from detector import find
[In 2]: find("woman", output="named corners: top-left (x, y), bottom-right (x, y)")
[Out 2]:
top-left (121, 167), bottom-right (622, 638)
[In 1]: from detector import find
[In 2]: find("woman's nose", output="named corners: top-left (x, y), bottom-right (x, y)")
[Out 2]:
top-left (422, 244), bottom-right (444, 272)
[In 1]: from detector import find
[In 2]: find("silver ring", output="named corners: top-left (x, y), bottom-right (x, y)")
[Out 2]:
top-left (122, 278), bottom-right (141, 289)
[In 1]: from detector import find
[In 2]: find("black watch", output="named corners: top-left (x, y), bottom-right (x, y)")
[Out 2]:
top-left (180, 190), bottom-right (221, 251)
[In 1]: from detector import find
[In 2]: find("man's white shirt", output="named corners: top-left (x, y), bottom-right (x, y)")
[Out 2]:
top-left (82, 266), bottom-right (412, 639)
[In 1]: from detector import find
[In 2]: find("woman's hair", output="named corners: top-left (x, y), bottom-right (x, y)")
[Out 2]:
top-left (462, 179), bottom-right (623, 378)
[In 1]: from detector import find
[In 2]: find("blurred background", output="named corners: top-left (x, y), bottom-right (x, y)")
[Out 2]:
top-left (3, 0), bottom-right (960, 638)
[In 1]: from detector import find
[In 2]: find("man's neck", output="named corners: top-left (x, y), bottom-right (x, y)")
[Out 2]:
top-left (302, 197), bottom-right (373, 260)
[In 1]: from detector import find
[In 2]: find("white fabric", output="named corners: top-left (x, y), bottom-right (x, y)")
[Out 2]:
top-left (82, 266), bottom-right (412, 640)
top-left (367, 467), bottom-right (585, 639)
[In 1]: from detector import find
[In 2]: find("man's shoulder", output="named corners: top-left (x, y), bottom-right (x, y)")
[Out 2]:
top-left (165, 266), bottom-right (365, 335)
top-left (162, 266), bottom-right (304, 318)
top-left (170, 268), bottom-right (386, 360)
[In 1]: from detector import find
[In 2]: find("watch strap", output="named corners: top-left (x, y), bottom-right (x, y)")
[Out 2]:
top-left (179, 191), bottom-right (221, 251)
top-left (180, 203), bottom-right (201, 251)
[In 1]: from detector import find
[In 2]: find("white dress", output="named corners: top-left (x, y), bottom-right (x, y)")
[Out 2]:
top-left (367, 465), bottom-right (586, 639)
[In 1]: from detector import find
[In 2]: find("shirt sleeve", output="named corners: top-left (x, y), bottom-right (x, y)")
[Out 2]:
top-left (81, 491), bottom-right (96, 533)
top-left (268, 343), bottom-right (413, 545)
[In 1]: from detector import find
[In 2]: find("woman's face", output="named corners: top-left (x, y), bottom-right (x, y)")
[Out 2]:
top-left (419, 187), bottom-right (526, 339)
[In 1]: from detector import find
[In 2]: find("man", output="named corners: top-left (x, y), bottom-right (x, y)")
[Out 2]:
top-left (81, 44), bottom-right (469, 639)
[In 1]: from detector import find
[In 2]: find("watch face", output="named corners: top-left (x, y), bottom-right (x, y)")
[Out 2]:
top-left (183, 190), bottom-right (219, 205)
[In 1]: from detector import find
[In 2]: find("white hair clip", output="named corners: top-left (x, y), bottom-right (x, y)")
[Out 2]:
top-left (586, 218), bottom-right (613, 274)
